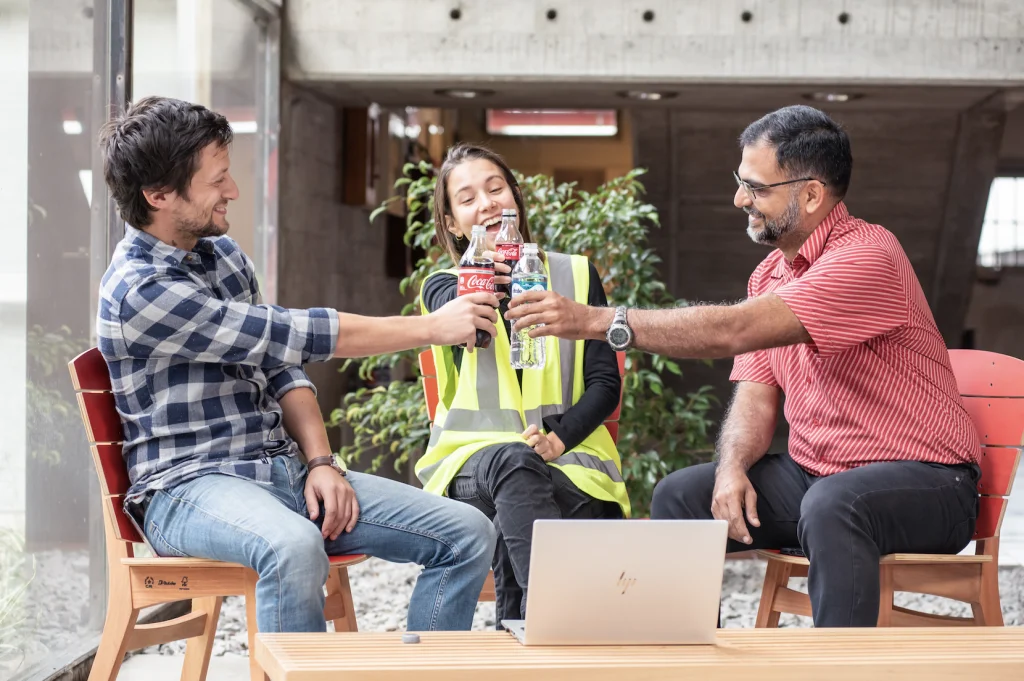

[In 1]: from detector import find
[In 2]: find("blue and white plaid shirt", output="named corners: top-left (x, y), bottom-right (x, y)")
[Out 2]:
top-left (97, 226), bottom-right (339, 502)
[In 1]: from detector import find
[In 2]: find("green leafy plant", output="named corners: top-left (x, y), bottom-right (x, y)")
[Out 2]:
top-left (26, 325), bottom-right (87, 466)
top-left (329, 162), bottom-right (716, 514)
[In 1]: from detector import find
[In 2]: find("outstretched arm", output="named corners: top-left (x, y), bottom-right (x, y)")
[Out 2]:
top-left (504, 291), bottom-right (809, 359)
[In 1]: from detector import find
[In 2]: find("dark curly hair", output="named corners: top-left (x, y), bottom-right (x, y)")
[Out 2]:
top-left (99, 96), bottom-right (233, 227)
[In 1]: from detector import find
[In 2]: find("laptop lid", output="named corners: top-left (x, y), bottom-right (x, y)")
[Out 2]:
top-left (516, 519), bottom-right (727, 645)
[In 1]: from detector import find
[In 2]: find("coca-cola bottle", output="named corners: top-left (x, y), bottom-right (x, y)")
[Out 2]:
top-left (457, 224), bottom-right (495, 349)
top-left (494, 208), bottom-right (522, 299)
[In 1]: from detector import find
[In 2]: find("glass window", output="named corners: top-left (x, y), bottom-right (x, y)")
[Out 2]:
top-left (0, 0), bottom-right (277, 674)
top-left (0, 0), bottom-right (104, 672)
top-left (133, 0), bottom-right (263, 277)
top-left (978, 177), bottom-right (1024, 268)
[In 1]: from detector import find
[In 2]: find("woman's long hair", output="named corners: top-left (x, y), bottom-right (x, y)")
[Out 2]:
top-left (432, 143), bottom-right (537, 263)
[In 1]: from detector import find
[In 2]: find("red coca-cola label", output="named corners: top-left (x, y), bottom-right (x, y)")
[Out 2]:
top-left (458, 267), bottom-right (495, 294)
top-left (497, 243), bottom-right (522, 261)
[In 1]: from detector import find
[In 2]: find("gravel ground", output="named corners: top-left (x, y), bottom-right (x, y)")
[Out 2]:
top-left (2, 549), bottom-right (95, 677)
top-left (131, 557), bottom-right (1024, 657)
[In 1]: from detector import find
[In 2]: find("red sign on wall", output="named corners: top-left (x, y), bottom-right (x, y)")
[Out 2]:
top-left (485, 109), bottom-right (618, 137)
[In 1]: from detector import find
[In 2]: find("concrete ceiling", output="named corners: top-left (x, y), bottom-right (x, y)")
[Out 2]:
top-left (301, 80), bottom-right (1009, 113)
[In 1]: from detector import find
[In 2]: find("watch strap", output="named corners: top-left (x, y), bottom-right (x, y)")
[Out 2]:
top-left (307, 455), bottom-right (345, 475)
top-left (607, 306), bottom-right (634, 351)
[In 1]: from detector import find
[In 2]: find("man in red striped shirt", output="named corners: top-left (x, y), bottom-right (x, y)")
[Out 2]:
top-left (506, 105), bottom-right (982, 627)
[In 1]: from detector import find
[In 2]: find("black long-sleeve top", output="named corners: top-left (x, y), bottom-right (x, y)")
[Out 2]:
top-left (421, 261), bottom-right (620, 452)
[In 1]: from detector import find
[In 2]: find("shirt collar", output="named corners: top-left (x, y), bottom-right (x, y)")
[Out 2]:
top-left (769, 201), bottom-right (850, 279)
top-left (126, 225), bottom-right (216, 265)
top-left (796, 201), bottom-right (849, 268)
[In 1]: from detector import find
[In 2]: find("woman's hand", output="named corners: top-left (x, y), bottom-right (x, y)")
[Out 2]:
top-left (484, 250), bottom-right (512, 300)
top-left (522, 424), bottom-right (566, 463)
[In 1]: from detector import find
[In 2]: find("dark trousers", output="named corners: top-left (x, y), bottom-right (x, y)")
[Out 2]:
top-left (650, 453), bottom-right (979, 627)
top-left (448, 442), bottom-right (621, 625)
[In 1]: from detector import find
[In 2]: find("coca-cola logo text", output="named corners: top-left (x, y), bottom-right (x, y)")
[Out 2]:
top-left (458, 269), bottom-right (494, 294)
top-left (497, 243), bottom-right (522, 260)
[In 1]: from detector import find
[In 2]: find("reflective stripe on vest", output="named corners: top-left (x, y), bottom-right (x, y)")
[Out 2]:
top-left (550, 451), bottom-right (624, 483)
top-left (523, 253), bottom-right (577, 428)
top-left (416, 253), bottom-right (630, 517)
top-left (425, 256), bottom-right (579, 447)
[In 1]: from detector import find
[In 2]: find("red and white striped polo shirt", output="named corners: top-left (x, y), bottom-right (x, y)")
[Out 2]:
top-left (731, 202), bottom-right (981, 476)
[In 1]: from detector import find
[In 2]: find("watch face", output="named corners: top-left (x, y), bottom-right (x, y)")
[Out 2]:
top-left (609, 326), bottom-right (630, 347)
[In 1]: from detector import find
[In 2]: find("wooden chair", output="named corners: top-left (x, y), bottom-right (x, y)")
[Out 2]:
top-left (754, 349), bottom-right (1024, 628)
top-left (69, 348), bottom-right (368, 681)
top-left (417, 348), bottom-right (627, 602)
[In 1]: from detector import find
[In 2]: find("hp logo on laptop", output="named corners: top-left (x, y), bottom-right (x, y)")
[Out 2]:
top-left (616, 571), bottom-right (637, 595)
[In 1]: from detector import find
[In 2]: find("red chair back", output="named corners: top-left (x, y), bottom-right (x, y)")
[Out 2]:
top-left (418, 350), bottom-right (441, 423)
top-left (948, 350), bottom-right (1024, 540)
top-left (418, 348), bottom-right (627, 444)
top-left (68, 347), bottom-right (142, 545)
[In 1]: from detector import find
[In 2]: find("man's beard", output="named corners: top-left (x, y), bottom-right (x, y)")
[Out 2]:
top-left (745, 198), bottom-right (800, 246)
top-left (174, 207), bottom-right (226, 240)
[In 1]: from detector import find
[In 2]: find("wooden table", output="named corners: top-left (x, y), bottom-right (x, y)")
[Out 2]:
top-left (256, 628), bottom-right (1024, 680)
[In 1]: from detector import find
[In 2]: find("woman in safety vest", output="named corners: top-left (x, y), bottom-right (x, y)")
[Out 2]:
top-left (418, 143), bottom-right (631, 627)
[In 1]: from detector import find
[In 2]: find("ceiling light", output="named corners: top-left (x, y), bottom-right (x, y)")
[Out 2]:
top-left (804, 92), bottom-right (864, 103)
top-left (435, 88), bottom-right (495, 99)
top-left (617, 91), bottom-right (677, 101)
top-left (63, 120), bottom-right (83, 135)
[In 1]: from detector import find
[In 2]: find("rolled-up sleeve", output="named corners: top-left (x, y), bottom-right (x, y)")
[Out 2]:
top-left (730, 269), bottom-right (779, 387)
top-left (266, 365), bottom-right (318, 400)
top-left (118, 273), bottom-right (339, 367)
top-left (730, 349), bottom-right (779, 387)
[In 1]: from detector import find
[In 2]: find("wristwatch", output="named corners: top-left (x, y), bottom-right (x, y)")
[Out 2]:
top-left (307, 455), bottom-right (347, 477)
top-left (606, 306), bottom-right (634, 352)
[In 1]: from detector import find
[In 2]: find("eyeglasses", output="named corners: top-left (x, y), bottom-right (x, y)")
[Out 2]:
top-left (733, 171), bottom-right (826, 203)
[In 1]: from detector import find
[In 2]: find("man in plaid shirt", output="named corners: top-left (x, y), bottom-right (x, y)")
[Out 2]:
top-left (97, 96), bottom-right (498, 633)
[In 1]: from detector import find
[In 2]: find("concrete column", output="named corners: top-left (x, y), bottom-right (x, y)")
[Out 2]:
top-left (930, 94), bottom-right (1009, 348)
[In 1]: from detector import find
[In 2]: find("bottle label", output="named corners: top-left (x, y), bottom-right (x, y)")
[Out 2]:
top-left (497, 243), bottom-right (522, 262)
top-left (458, 267), bottom-right (495, 295)
top-left (511, 275), bottom-right (548, 298)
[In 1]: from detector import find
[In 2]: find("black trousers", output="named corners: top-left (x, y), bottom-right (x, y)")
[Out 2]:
top-left (448, 442), bottom-right (622, 626)
top-left (650, 453), bottom-right (979, 627)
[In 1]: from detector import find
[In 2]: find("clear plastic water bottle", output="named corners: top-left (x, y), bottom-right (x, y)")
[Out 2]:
top-left (510, 243), bottom-right (546, 370)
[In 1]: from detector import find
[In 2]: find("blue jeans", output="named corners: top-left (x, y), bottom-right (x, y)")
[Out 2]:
top-left (142, 455), bottom-right (496, 633)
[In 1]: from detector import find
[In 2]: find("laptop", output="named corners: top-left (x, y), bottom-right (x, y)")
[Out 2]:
top-left (502, 519), bottom-right (727, 646)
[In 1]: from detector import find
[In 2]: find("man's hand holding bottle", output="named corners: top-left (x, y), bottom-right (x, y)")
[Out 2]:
top-left (430, 292), bottom-right (500, 351)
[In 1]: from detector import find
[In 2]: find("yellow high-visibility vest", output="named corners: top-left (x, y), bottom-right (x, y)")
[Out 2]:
top-left (415, 252), bottom-right (630, 517)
